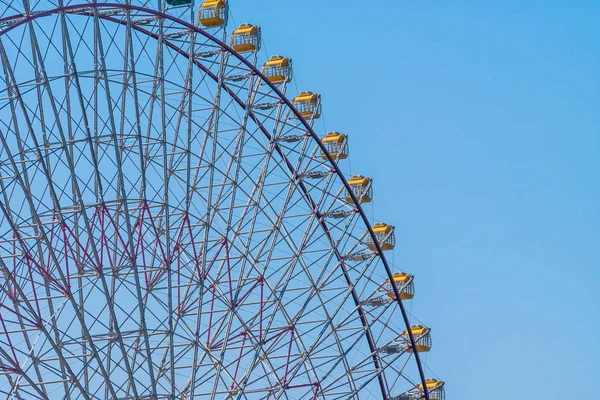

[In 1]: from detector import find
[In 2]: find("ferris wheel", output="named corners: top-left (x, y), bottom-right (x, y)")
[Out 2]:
top-left (0, 1), bottom-right (445, 399)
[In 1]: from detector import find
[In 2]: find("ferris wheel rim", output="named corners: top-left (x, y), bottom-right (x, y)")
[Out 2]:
top-left (0, 3), bottom-right (431, 399)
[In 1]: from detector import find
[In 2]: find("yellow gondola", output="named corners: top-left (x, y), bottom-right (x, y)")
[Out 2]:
top-left (231, 23), bottom-right (261, 53)
top-left (418, 379), bottom-right (446, 400)
top-left (198, 0), bottom-right (227, 28)
top-left (384, 272), bottom-right (414, 300)
top-left (262, 55), bottom-right (293, 84)
top-left (292, 91), bottom-right (321, 119)
top-left (401, 325), bottom-right (432, 353)
top-left (366, 222), bottom-right (395, 251)
top-left (392, 379), bottom-right (445, 400)
top-left (345, 175), bottom-right (372, 203)
top-left (321, 132), bottom-right (349, 160)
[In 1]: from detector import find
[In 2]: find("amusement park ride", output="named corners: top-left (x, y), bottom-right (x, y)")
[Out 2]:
top-left (0, 0), bottom-right (445, 398)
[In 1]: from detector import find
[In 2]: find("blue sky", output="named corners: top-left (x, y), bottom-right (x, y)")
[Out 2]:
top-left (231, 1), bottom-right (600, 399)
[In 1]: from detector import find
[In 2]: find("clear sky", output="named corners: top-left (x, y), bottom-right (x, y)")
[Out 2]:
top-left (231, 1), bottom-right (600, 399)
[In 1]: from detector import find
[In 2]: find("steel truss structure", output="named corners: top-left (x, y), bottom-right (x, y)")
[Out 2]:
top-left (0, 1), bottom-right (440, 399)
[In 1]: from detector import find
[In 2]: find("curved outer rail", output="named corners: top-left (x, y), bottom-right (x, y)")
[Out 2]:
top-left (0, 4), bottom-right (430, 399)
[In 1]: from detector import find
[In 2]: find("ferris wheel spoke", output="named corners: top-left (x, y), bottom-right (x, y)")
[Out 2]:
top-left (0, 84), bottom-right (53, 400)
top-left (180, 34), bottom-right (196, 216)
top-left (0, 39), bottom-right (128, 399)
top-left (0, 191), bottom-right (54, 398)
top-left (195, 43), bottom-right (227, 359)
top-left (0, 313), bottom-right (43, 396)
top-left (113, 10), bottom-right (152, 216)
top-left (231, 298), bottom-right (305, 397)
top-left (0, 213), bottom-right (92, 398)
top-left (204, 211), bottom-right (314, 396)
top-left (88, 10), bottom-right (160, 397)
top-left (199, 75), bottom-right (259, 232)
top-left (195, 132), bottom-right (226, 395)
top-left (284, 280), bottom-right (365, 395)
top-left (231, 211), bottom-right (351, 395)
top-left (131, 32), bottom-right (202, 396)
top-left (292, 182), bottom-right (397, 396)
top-left (186, 65), bottom-right (274, 384)
top-left (181, 25), bottom-right (230, 400)
top-left (221, 85), bottom-right (300, 304)
top-left (176, 269), bottom-right (286, 396)
top-left (213, 138), bottom-right (370, 396)
top-left (0, 347), bottom-right (46, 399)
top-left (208, 71), bottom-right (260, 244)
top-left (205, 129), bottom-right (262, 337)
top-left (0, 290), bottom-right (49, 398)
top-left (23, 15), bottom-right (84, 397)
top-left (115, 31), bottom-right (167, 394)
top-left (254, 176), bottom-right (378, 395)
top-left (245, 108), bottom-right (370, 346)
top-left (164, 41), bottom-right (195, 191)
top-left (155, 14), bottom-right (180, 397)
top-left (224, 223), bottom-right (326, 396)
top-left (57, 14), bottom-right (107, 231)
top-left (184, 142), bottom-right (215, 398)
top-left (0, 24), bottom-right (157, 394)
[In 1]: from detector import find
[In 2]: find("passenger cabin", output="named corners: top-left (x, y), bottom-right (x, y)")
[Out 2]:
top-left (418, 379), bottom-right (445, 400)
top-left (384, 272), bottom-right (414, 300)
top-left (231, 23), bottom-right (261, 53)
top-left (321, 132), bottom-right (349, 161)
top-left (366, 222), bottom-right (395, 251)
top-left (292, 91), bottom-right (321, 119)
top-left (262, 55), bottom-right (293, 84)
top-left (391, 379), bottom-right (445, 400)
top-left (198, 0), bottom-right (227, 27)
top-left (345, 175), bottom-right (372, 203)
top-left (401, 325), bottom-right (432, 353)
top-left (166, 0), bottom-right (191, 6)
